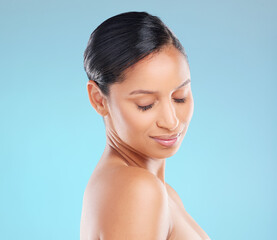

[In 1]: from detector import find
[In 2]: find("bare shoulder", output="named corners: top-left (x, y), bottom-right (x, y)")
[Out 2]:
top-left (82, 166), bottom-right (170, 240)
top-left (95, 166), bottom-right (168, 204)
top-left (85, 165), bottom-right (167, 197)
top-left (165, 182), bottom-right (185, 209)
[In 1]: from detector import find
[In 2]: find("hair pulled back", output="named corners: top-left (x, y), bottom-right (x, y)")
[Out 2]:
top-left (84, 11), bottom-right (187, 96)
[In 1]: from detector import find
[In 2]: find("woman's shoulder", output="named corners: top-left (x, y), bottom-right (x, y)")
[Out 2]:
top-left (82, 165), bottom-right (170, 239)
top-left (85, 165), bottom-right (167, 204)
top-left (165, 182), bottom-right (185, 209)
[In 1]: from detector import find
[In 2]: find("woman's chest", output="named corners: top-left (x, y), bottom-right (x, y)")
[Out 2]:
top-left (166, 190), bottom-right (210, 240)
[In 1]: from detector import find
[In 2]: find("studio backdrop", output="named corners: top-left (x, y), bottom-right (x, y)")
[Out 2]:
top-left (0, 0), bottom-right (276, 239)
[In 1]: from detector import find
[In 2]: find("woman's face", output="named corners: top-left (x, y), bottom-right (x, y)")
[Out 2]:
top-left (105, 45), bottom-right (194, 159)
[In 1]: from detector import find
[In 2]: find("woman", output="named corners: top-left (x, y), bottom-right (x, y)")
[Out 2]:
top-left (80, 11), bottom-right (210, 240)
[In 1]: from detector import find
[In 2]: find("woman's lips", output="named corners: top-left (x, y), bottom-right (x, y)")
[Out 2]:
top-left (152, 137), bottom-right (178, 147)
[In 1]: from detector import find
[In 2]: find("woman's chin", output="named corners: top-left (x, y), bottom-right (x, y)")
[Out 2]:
top-left (148, 145), bottom-right (182, 160)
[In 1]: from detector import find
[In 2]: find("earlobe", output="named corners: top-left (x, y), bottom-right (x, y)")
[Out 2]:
top-left (87, 80), bottom-right (108, 116)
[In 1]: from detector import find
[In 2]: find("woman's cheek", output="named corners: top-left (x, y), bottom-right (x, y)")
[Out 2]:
top-left (177, 97), bottom-right (194, 123)
top-left (119, 105), bottom-right (143, 132)
top-left (186, 95), bottom-right (194, 122)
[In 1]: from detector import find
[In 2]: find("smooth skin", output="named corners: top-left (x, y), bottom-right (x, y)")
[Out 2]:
top-left (80, 44), bottom-right (211, 240)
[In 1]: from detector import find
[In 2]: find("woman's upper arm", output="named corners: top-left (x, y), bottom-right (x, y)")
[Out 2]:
top-left (97, 171), bottom-right (170, 240)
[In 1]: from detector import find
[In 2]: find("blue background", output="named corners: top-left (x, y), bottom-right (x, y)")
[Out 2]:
top-left (1, 0), bottom-right (276, 239)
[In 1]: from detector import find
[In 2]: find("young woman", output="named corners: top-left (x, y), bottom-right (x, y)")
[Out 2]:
top-left (80, 11), bottom-right (210, 240)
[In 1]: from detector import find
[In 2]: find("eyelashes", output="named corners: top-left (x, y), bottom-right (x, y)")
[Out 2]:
top-left (137, 98), bottom-right (186, 112)
top-left (137, 104), bottom-right (153, 111)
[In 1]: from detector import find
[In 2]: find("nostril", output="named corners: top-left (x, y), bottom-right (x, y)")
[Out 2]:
top-left (156, 101), bottom-right (179, 130)
top-left (157, 115), bottom-right (179, 131)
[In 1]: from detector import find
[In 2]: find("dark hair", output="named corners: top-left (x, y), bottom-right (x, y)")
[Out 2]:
top-left (84, 11), bottom-right (188, 96)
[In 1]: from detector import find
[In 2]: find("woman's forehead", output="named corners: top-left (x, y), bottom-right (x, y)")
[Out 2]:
top-left (113, 46), bottom-right (190, 92)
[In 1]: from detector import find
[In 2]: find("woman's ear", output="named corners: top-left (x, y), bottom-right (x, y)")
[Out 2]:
top-left (87, 80), bottom-right (108, 116)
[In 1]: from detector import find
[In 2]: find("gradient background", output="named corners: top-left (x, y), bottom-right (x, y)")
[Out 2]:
top-left (0, 0), bottom-right (276, 239)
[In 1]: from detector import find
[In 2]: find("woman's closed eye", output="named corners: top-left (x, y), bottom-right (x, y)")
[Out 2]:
top-left (137, 98), bottom-right (186, 112)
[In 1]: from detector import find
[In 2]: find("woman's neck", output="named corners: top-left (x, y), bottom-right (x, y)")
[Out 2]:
top-left (97, 127), bottom-right (166, 185)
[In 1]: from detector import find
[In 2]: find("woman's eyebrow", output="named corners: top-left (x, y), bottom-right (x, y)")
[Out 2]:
top-left (129, 78), bottom-right (191, 95)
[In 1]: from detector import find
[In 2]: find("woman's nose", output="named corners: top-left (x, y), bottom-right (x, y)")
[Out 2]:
top-left (156, 100), bottom-right (179, 131)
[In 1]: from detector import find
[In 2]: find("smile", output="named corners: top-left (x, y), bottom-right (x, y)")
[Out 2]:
top-left (149, 134), bottom-right (180, 147)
